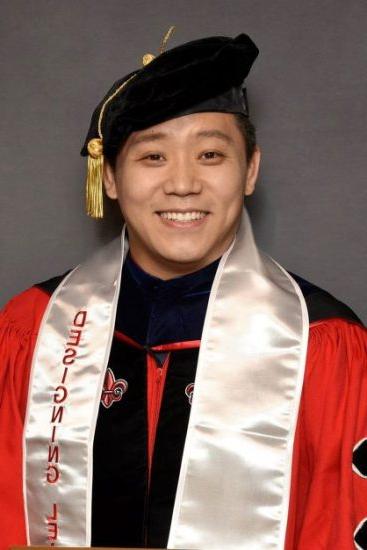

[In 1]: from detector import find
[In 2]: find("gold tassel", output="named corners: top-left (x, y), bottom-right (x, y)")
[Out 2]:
top-left (86, 138), bottom-right (104, 219)
top-left (84, 74), bottom-right (137, 219)
top-left (159, 25), bottom-right (176, 54)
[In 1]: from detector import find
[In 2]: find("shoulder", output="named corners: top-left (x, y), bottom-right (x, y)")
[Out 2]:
top-left (289, 271), bottom-right (364, 327)
top-left (1, 270), bottom-right (71, 336)
top-left (289, 272), bottom-right (365, 373)
top-left (289, 273), bottom-right (367, 380)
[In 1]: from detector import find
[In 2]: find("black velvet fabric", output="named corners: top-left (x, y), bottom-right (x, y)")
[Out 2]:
top-left (289, 272), bottom-right (363, 325)
top-left (91, 338), bottom-right (199, 548)
top-left (147, 348), bottom-right (199, 547)
top-left (92, 340), bottom-right (148, 547)
top-left (354, 519), bottom-right (367, 549)
top-left (34, 270), bottom-right (71, 295)
top-left (353, 439), bottom-right (367, 477)
top-left (80, 33), bottom-right (259, 158)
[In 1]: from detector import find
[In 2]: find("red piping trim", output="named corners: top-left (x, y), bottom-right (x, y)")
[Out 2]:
top-left (114, 329), bottom-right (201, 350)
top-left (113, 330), bottom-right (201, 483)
top-left (151, 340), bottom-right (201, 351)
top-left (146, 352), bottom-right (170, 483)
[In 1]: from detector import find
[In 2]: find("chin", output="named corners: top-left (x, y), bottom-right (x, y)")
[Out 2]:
top-left (158, 248), bottom-right (214, 268)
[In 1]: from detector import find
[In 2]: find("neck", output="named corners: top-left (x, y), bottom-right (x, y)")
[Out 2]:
top-left (128, 251), bottom-right (222, 281)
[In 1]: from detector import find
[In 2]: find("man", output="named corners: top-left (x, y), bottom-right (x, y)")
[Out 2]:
top-left (0, 30), bottom-right (366, 550)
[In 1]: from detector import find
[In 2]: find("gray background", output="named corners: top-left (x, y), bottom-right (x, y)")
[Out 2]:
top-left (1, 0), bottom-right (366, 322)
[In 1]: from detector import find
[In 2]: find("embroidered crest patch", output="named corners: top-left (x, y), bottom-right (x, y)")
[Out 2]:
top-left (185, 383), bottom-right (194, 405)
top-left (101, 367), bottom-right (128, 409)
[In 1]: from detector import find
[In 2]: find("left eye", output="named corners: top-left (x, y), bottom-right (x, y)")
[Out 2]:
top-left (144, 154), bottom-right (164, 161)
top-left (201, 151), bottom-right (223, 159)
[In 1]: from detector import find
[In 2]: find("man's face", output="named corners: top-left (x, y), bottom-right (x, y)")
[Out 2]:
top-left (104, 112), bottom-right (260, 279)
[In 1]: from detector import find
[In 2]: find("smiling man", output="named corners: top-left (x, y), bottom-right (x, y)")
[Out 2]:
top-left (0, 31), bottom-right (367, 550)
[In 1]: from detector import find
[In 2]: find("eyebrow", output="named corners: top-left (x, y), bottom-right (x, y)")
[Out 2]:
top-left (131, 132), bottom-right (168, 146)
top-left (130, 128), bottom-right (234, 147)
top-left (195, 129), bottom-right (234, 144)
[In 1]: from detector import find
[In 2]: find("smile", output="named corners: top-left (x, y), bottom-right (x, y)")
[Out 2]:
top-left (158, 211), bottom-right (208, 222)
top-left (156, 210), bottom-right (210, 229)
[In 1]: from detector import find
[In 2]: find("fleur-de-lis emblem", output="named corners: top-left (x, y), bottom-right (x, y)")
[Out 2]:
top-left (101, 368), bottom-right (128, 409)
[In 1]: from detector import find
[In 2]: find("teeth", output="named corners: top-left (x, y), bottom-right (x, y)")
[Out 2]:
top-left (159, 211), bottom-right (207, 221)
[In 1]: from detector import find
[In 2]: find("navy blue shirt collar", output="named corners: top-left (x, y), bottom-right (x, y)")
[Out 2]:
top-left (116, 252), bottom-right (221, 346)
top-left (126, 252), bottom-right (221, 299)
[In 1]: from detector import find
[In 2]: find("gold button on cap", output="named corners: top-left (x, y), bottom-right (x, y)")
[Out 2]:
top-left (87, 137), bottom-right (103, 158)
top-left (142, 53), bottom-right (155, 66)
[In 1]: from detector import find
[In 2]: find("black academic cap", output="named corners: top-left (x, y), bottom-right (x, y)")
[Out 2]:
top-left (81, 31), bottom-right (259, 218)
top-left (81, 33), bottom-right (259, 158)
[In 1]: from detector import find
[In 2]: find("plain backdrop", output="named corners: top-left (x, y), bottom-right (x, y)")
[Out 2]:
top-left (1, 0), bottom-right (366, 322)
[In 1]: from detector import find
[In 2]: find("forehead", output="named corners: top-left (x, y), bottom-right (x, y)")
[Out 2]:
top-left (126, 112), bottom-right (241, 146)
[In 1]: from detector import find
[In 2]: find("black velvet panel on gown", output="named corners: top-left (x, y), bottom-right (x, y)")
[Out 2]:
top-left (91, 253), bottom-right (216, 547)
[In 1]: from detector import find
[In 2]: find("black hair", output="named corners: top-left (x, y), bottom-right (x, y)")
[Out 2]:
top-left (233, 113), bottom-right (257, 161)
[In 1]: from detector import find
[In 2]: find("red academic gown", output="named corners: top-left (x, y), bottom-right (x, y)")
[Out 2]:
top-left (0, 283), bottom-right (367, 550)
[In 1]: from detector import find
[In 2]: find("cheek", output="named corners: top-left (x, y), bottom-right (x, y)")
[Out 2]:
top-left (114, 170), bottom-right (155, 216)
top-left (211, 171), bottom-right (245, 212)
top-left (208, 159), bottom-right (245, 190)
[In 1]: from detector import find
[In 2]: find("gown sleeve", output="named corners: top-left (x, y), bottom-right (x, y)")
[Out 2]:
top-left (286, 318), bottom-right (367, 549)
top-left (0, 287), bottom-right (49, 550)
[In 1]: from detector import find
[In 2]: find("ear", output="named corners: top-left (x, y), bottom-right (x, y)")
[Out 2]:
top-left (103, 161), bottom-right (118, 200)
top-left (244, 146), bottom-right (261, 196)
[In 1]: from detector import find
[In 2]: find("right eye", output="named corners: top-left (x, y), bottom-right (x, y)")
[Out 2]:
top-left (142, 153), bottom-right (165, 162)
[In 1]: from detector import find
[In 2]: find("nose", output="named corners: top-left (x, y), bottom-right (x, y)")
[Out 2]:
top-left (163, 156), bottom-right (202, 196)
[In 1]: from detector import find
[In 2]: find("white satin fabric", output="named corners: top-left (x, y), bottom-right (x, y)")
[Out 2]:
top-left (168, 210), bottom-right (309, 549)
top-left (23, 208), bottom-right (308, 548)
top-left (23, 234), bottom-right (126, 545)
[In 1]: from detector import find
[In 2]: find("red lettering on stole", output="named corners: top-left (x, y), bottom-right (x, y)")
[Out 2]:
top-left (45, 310), bottom-right (88, 490)
top-left (51, 405), bottom-right (64, 424)
top-left (48, 444), bottom-right (59, 464)
top-left (73, 310), bottom-right (87, 327)
top-left (54, 385), bottom-right (68, 404)
top-left (46, 464), bottom-right (60, 484)
top-left (62, 347), bottom-right (77, 365)
top-left (47, 503), bottom-right (58, 545)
